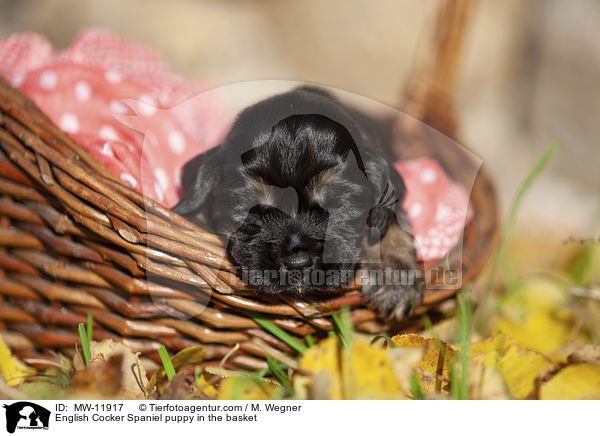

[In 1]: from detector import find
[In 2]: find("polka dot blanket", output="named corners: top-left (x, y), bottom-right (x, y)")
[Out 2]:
top-left (0, 28), bottom-right (472, 261)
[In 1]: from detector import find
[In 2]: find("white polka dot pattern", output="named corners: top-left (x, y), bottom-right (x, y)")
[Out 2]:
top-left (59, 113), bottom-right (79, 133)
top-left (39, 70), bottom-right (57, 90)
top-left (168, 130), bottom-right (186, 154)
top-left (120, 173), bottom-right (137, 188)
top-left (104, 69), bottom-right (123, 83)
top-left (109, 100), bottom-right (128, 114)
top-left (99, 125), bottom-right (119, 140)
top-left (138, 94), bottom-right (157, 117)
top-left (396, 158), bottom-right (473, 261)
top-left (74, 80), bottom-right (91, 102)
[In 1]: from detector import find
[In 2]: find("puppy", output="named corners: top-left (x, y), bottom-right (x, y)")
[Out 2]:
top-left (174, 86), bottom-right (423, 321)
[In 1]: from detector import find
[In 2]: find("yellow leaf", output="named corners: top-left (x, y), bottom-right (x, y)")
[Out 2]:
top-left (541, 363), bottom-right (600, 400)
top-left (217, 376), bottom-right (275, 400)
top-left (196, 374), bottom-right (217, 399)
top-left (391, 333), bottom-right (456, 395)
top-left (297, 336), bottom-right (404, 399)
top-left (0, 333), bottom-right (34, 386)
top-left (342, 340), bottom-right (402, 399)
top-left (298, 336), bottom-right (342, 399)
top-left (493, 309), bottom-right (575, 355)
top-left (469, 335), bottom-right (553, 399)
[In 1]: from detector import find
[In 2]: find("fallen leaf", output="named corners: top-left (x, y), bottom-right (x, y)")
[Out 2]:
top-left (391, 333), bottom-right (456, 395)
top-left (540, 363), bottom-right (600, 400)
top-left (469, 335), bottom-right (554, 399)
top-left (217, 376), bottom-right (275, 400)
top-left (0, 333), bottom-right (34, 386)
top-left (67, 354), bottom-right (123, 399)
top-left (148, 346), bottom-right (204, 396)
top-left (297, 336), bottom-right (342, 399)
top-left (492, 276), bottom-right (580, 356)
top-left (342, 340), bottom-right (403, 399)
top-left (160, 366), bottom-right (216, 400)
top-left (493, 309), bottom-right (575, 355)
top-left (297, 336), bottom-right (404, 399)
top-left (196, 373), bottom-right (218, 399)
top-left (73, 339), bottom-right (147, 399)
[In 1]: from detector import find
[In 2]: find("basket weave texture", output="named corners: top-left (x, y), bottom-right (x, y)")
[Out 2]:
top-left (0, 78), bottom-right (497, 370)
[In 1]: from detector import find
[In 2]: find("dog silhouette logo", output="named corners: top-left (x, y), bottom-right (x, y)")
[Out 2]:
top-left (3, 402), bottom-right (50, 433)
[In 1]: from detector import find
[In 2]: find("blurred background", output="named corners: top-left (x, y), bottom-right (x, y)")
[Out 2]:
top-left (1, 0), bottom-right (598, 274)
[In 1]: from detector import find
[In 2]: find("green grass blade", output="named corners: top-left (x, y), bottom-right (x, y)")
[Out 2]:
top-left (500, 140), bottom-right (559, 260)
top-left (571, 245), bottom-right (597, 286)
top-left (310, 304), bottom-right (352, 347)
top-left (58, 353), bottom-right (72, 383)
top-left (194, 366), bottom-right (202, 386)
top-left (370, 335), bottom-right (395, 348)
top-left (24, 373), bottom-right (70, 387)
top-left (495, 140), bottom-right (559, 278)
top-left (266, 354), bottom-right (292, 392)
top-left (449, 360), bottom-right (460, 400)
top-left (86, 312), bottom-right (93, 343)
top-left (421, 314), bottom-right (435, 337)
top-left (248, 312), bottom-right (308, 354)
top-left (158, 345), bottom-right (176, 382)
top-left (77, 323), bottom-right (91, 366)
top-left (457, 293), bottom-right (472, 400)
top-left (251, 368), bottom-right (270, 378)
top-left (304, 334), bottom-right (315, 347)
top-left (410, 374), bottom-right (425, 400)
top-left (477, 140), bottom-right (559, 330)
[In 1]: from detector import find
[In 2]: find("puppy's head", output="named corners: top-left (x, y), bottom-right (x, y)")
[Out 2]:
top-left (174, 90), bottom-right (405, 295)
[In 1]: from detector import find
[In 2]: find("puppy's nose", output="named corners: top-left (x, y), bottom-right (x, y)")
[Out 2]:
top-left (284, 252), bottom-right (313, 269)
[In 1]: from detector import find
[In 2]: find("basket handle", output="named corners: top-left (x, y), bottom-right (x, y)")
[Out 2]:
top-left (397, 0), bottom-right (475, 150)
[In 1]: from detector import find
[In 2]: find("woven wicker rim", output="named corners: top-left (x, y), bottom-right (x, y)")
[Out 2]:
top-left (0, 78), bottom-right (498, 370)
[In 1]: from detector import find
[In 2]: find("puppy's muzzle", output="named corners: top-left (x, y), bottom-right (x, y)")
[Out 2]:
top-left (277, 234), bottom-right (324, 271)
top-left (283, 250), bottom-right (314, 269)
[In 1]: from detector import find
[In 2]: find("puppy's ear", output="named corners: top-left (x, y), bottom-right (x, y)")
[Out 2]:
top-left (363, 150), bottom-right (407, 244)
top-left (172, 145), bottom-right (222, 215)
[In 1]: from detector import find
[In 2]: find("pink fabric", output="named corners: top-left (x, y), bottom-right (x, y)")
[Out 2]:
top-left (395, 159), bottom-right (473, 261)
top-left (0, 29), bottom-right (227, 206)
top-left (0, 29), bottom-right (472, 261)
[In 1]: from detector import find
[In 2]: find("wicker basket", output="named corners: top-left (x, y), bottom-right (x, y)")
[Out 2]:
top-left (0, 1), bottom-right (497, 371)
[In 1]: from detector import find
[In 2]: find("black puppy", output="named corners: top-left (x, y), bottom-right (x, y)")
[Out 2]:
top-left (174, 86), bottom-right (423, 321)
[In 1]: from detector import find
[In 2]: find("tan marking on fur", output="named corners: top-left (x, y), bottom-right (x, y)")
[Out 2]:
top-left (249, 176), bottom-right (274, 205)
top-left (306, 169), bottom-right (337, 204)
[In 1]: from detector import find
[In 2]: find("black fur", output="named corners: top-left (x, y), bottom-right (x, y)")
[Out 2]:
top-left (174, 87), bottom-right (423, 320)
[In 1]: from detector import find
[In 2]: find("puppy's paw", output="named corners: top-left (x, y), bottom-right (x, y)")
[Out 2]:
top-left (361, 282), bottom-right (424, 321)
